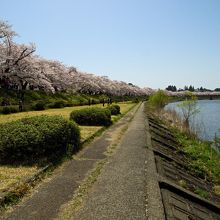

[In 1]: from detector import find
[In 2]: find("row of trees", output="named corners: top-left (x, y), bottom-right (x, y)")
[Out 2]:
top-left (0, 20), bottom-right (153, 98)
top-left (165, 90), bottom-right (220, 97)
top-left (166, 85), bottom-right (219, 92)
top-left (165, 85), bottom-right (177, 92)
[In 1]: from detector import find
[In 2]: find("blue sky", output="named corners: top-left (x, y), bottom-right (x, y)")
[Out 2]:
top-left (1, 0), bottom-right (220, 89)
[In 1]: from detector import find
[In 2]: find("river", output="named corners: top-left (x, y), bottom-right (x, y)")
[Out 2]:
top-left (165, 100), bottom-right (220, 141)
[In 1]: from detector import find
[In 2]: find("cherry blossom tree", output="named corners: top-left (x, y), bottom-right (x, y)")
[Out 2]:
top-left (0, 20), bottom-right (36, 93)
top-left (1, 19), bottom-right (155, 100)
top-left (0, 20), bottom-right (17, 66)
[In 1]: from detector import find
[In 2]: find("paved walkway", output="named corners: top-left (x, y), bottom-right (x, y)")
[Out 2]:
top-left (3, 103), bottom-right (148, 220)
top-left (71, 103), bottom-right (148, 220)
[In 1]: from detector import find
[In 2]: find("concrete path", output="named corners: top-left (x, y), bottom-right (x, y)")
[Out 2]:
top-left (70, 103), bottom-right (147, 220)
top-left (3, 103), bottom-right (149, 220)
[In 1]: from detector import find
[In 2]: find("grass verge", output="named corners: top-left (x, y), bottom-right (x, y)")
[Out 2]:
top-left (174, 130), bottom-right (220, 196)
top-left (0, 166), bottom-right (38, 192)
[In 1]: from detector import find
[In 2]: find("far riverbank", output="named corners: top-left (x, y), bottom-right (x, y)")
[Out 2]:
top-left (165, 100), bottom-right (220, 141)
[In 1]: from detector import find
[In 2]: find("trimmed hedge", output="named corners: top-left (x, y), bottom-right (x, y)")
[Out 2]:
top-left (70, 107), bottom-right (112, 126)
top-left (48, 100), bottom-right (66, 108)
top-left (0, 115), bottom-right (80, 164)
top-left (1, 106), bottom-right (19, 114)
top-left (107, 104), bottom-right (121, 115)
top-left (32, 101), bottom-right (46, 111)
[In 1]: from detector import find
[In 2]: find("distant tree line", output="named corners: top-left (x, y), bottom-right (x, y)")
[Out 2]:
top-left (166, 85), bottom-right (219, 92)
top-left (165, 85), bottom-right (177, 92)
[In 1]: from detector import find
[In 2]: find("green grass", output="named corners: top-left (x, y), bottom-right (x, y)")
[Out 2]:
top-left (0, 89), bottom-right (103, 106)
top-left (0, 102), bottom-right (135, 124)
top-left (0, 88), bottom-right (143, 109)
top-left (111, 102), bottom-right (136, 123)
top-left (194, 187), bottom-right (209, 199)
top-left (79, 126), bottom-right (103, 142)
top-left (175, 131), bottom-right (220, 196)
top-left (0, 104), bottom-right (103, 124)
top-left (214, 185), bottom-right (220, 196)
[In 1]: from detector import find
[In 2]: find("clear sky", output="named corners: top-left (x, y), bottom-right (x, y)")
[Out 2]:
top-left (1, 0), bottom-right (220, 89)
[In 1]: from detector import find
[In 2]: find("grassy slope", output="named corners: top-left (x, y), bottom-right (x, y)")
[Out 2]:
top-left (0, 89), bottom-right (102, 106)
top-left (0, 88), bottom-right (141, 109)
top-left (174, 131), bottom-right (220, 195)
top-left (145, 101), bottom-right (220, 197)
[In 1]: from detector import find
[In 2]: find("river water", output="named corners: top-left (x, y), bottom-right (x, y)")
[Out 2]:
top-left (165, 100), bottom-right (220, 141)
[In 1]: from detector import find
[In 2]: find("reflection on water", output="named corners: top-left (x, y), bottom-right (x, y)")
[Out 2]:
top-left (165, 100), bottom-right (220, 141)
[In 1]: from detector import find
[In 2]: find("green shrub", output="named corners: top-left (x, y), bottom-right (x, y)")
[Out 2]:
top-left (64, 102), bottom-right (74, 107)
top-left (176, 132), bottom-right (220, 183)
top-left (48, 100), bottom-right (66, 108)
top-left (1, 106), bottom-right (19, 114)
top-left (32, 101), bottom-right (46, 111)
top-left (148, 90), bottom-right (169, 110)
top-left (1, 97), bottom-right (10, 106)
top-left (0, 115), bottom-right (80, 164)
top-left (107, 105), bottom-right (121, 115)
top-left (70, 107), bottom-right (112, 126)
top-left (10, 106), bottom-right (19, 113)
top-left (132, 98), bottom-right (140, 103)
top-left (1, 106), bottom-right (11, 114)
